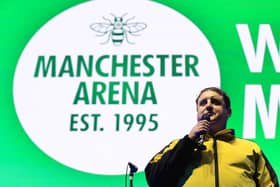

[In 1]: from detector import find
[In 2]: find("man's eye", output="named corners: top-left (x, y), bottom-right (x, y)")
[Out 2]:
top-left (199, 99), bottom-right (207, 106)
top-left (211, 98), bottom-right (222, 105)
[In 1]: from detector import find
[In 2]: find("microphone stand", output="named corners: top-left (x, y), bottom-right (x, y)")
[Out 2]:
top-left (127, 162), bottom-right (138, 187)
top-left (129, 171), bottom-right (134, 187)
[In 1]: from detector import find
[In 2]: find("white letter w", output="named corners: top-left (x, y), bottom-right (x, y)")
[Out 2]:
top-left (236, 24), bottom-right (280, 72)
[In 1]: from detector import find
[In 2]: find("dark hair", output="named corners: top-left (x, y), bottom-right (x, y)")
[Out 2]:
top-left (195, 87), bottom-right (231, 113)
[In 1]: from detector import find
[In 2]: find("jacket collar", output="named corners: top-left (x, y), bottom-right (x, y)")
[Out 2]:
top-left (205, 129), bottom-right (235, 142)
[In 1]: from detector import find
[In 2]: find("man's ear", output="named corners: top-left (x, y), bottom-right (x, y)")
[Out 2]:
top-left (226, 109), bottom-right (232, 118)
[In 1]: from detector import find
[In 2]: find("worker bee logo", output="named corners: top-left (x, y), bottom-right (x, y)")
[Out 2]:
top-left (90, 13), bottom-right (147, 46)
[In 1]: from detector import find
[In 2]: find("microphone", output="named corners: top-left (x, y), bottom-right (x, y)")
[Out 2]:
top-left (197, 113), bottom-right (211, 150)
top-left (201, 112), bottom-right (211, 121)
top-left (126, 162), bottom-right (138, 187)
top-left (128, 162), bottom-right (138, 173)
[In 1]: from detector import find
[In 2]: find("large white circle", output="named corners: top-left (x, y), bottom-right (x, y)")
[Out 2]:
top-left (13, 0), bottom-right (220, 175)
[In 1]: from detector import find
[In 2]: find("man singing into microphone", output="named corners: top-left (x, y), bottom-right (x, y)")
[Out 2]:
top-left (145, 87), bottom-right (278, 187)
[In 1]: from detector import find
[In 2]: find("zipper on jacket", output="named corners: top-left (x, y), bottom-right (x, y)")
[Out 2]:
top-left (213, 137), bottom-right (219, 187)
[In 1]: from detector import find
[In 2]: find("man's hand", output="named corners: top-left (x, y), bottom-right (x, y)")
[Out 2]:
top-left (188, 120), bottom-right (210, 140)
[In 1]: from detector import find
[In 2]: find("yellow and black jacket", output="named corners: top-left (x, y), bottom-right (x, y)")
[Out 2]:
top-left (145, 129), bottom-right (278, 187)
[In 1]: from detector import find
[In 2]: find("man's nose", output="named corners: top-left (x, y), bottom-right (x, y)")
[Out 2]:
top-left (206, 105), bottom-right (213, 112)
top-left (205, 100), bottom-right (213, 112)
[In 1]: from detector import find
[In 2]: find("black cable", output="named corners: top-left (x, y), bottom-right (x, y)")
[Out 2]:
top-left (125, 163), bottom-right (129, 187)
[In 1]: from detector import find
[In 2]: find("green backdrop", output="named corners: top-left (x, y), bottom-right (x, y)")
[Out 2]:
top-left (1, 0), bottom-right (279, 186)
